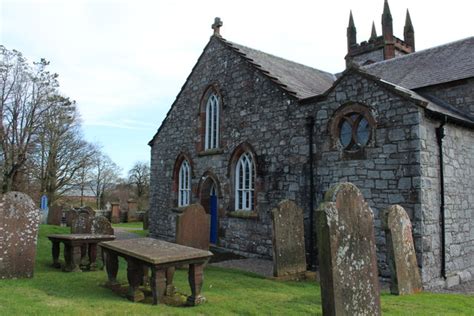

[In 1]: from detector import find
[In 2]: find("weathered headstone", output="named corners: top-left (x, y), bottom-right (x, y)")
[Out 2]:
top-left (71, 212), bottom-right (93, 234)
top-left (382, 205), bottom-right (422, 295)
top-left (316, 182), bottom-right (381, 316)
top-left (271, 200), bottom-right (307, 277)
top-left (66, 208), bottom-right (79, 227)
top-left (47, 204), bottom-right (64, 226)
top-left (176, 204), bottom-right (210, 250)
top-left (92, 215), bottom-right (114, 235)
top-left (79, 206), bottom-right (95, 217)
top-left (143, 211), bottom-right (149, 230)
top-left (127, 200), bottom-right (138, 222)
top-left (0, 192), bottom-right (40, 279)
top-left (111, 202), bottom-right (120, 224)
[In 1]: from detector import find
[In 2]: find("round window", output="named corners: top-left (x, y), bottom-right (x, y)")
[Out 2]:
top-left (338, 112), bottom-right (372, 150)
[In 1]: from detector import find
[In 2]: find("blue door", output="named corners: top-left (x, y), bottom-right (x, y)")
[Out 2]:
top-left (210, 185), bottom-right (218, 244)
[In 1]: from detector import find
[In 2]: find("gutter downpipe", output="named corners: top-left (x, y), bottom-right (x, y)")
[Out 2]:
top-left (435, 119), bottom-right (447, 280)
top-left (306, 116), bottom-right (316, 271)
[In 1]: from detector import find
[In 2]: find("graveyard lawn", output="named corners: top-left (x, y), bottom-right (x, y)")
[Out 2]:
top-left (0, 226), bottom-right (472, 316)
top-left (112, 221), bottom-right (148, 237)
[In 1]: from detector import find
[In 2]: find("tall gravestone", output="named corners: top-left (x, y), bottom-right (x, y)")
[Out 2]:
top-left (316, 183), bottom-right (381, 316)
top-left (0, 192), bottom-right (40, 279)
top-left (127, 200), bottom-right (138, 222)
top-left (176, 204), bottom-right (210, 250)
top-left (66, 208), bottom-right (79, 227)
top-left (110, 202), bottom-right (120, 224)
top-left (271, 200), bottom-right (307, 277)
top-left (382, 205), bottom-right (422, 295)
top-left (71, 212), bottom-right (93, 234)
top-left (47, 204), bottom-right (64, 226)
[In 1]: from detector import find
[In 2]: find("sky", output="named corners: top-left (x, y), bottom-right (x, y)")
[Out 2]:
top-left (1, 0), bottom-right (473, 177)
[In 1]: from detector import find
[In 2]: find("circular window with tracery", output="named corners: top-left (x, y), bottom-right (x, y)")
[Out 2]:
top-left (331, 104), bottom-right (376, 152)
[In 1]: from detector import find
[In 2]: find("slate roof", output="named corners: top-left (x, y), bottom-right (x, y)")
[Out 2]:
top-left (363, 37), bottom-right (474, 89)
top-left (220, 38), bottom-right (336, 99)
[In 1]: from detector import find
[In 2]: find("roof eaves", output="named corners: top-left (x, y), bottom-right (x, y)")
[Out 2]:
top-left (218, 37), bottom-right (301, 99)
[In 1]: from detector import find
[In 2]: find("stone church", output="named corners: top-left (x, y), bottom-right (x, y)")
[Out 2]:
top-left (149, 1), bottom-right (473, 288)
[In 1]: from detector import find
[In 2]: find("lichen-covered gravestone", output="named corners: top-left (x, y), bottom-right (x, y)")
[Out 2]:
top-left (91, 215), bottom-right (114, 235)
top-left (71, 212), bottom-right (93, 234)
top-left (316, 183), bottom-right (381, 316)
top-left (176, 204), bottom-right (210, 250)
top-left (382, 205), bottom-right (422, 295)
top-left (271, 200), bottom-right (307, 277)
top-left (0, 192), bottom-right (40, 279)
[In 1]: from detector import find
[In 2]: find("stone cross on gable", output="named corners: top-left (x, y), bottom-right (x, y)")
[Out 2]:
top-left (212, 17), bottom-right (223, 36)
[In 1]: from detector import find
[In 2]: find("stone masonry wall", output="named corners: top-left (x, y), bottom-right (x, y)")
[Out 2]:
top-left (149, 37), bottom-right (311, 258)
top-left (304, 72), bottom-right (424, 277)
top-left (149, 37), bottom-right (472, 285)
top-left (419, 114), bottom-right (474, 287)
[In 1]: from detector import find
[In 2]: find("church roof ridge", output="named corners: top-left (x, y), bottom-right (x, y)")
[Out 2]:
top-left (217, 36), bottom-right (336, 99)
top-left (362, 36), bottom-right (474, 89)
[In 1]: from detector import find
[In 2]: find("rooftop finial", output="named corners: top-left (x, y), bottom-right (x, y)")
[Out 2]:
top-left (404, 9), bottom-right (415, 51)
top-left (382, 0), bottom-right (392, 18)
top-left (212, 17), bottom-right (223, 36)
top-left (370, 21), bottom-right (377, 40)
top-left (348, 10), bottom-right (355, 28)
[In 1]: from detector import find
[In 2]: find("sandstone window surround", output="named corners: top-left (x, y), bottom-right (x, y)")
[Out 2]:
top-left (330, 102), bottom-right (377, 155)
top-left (178, 160), bottom-right (191, 207)
top-left (205, 93), bottom-right (219, 150)
top-left (198, 85), bottom-right (223, 154)
top-left (235, 152), bottom-right (255, 211)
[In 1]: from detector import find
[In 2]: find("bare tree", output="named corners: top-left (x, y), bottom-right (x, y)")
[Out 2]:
top-left (0, 46), bottom-right (58, 192)
top-left (89, 153), bottom-right (121, 209)
top-left (33, 95), bottom-right (97, 206)
top-left (128, 161), bottom-right (150, 198)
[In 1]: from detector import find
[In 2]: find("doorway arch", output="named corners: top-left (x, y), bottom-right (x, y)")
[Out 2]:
top-left (199, 173), bottom-right (221, 245)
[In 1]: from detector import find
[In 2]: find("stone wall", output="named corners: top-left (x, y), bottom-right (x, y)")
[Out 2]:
top-left (149, 37), bottom-right (473, 285)
top-left (419, 114), bottom-right (474, 287)
top-left (304, 72), bottom-right (424, 277)
top-left (149, 36), bottom-right (309, 258)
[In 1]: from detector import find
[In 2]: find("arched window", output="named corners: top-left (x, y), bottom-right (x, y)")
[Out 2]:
top-left (235, 152), bottom-right (255, 211)
top-left (178, 160), bottom-right (191, 207)
top-left (205, 93), bottom-right (219, 150)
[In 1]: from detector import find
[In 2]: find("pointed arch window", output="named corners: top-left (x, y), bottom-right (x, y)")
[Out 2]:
top-left (178, 160), bottom-right (191, 207)
top-left (205, 93), bottom-right (219, 150)
top-left (235, 152), bottom-right (255, 211)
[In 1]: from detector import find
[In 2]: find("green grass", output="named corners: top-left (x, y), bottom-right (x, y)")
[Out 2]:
top-left (112, 221), bottom-right (148, 237)
top-left (0, 225), bottom-right (472, 315)
top-left (112, 221), bottom-right (144, 229)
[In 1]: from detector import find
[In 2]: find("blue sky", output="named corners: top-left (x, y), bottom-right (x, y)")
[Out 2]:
top-left (2, 0), bottom-right (473, 176)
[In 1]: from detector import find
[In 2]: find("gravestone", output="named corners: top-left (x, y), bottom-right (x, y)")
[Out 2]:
top-left (92, 215), bottom-right (114, 235)
top-left (127, 200), bottom-right (138, 222)
top-left (316, 182), bottom-right (381, 316)
top-left (71, 212), bottom-right (93, 234)
top-left (271, 200), bottom-right (306, 277)
top-left (382, 205), bottom-right (422, 295)
top-left (143, 211), bottom-right (149, 230)
top-left (176, 204), bottom-right (210, 250)
top-left (66, 208), bottom-right (79, 227)
top-left (0, 192), bottom-right (40, 279)
top-left (111, 202), bottom-right (120, 224)
top-left (47, 204), bottom-right (64, 226)
top-left (79, 206), bottom-right (95, 217)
